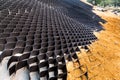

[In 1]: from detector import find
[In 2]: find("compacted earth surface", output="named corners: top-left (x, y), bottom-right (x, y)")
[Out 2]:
top-left (67, 10), bottom-right (120, 80)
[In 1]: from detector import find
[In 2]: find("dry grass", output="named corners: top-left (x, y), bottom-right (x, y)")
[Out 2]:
top-left (67, 11), bottom-right (120, 80)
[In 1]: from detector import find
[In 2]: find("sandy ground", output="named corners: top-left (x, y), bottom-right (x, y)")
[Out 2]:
top-left (67, 10), bottom-right (120, 80)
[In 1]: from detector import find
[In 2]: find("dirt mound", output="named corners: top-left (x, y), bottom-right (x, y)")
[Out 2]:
top-left (67, 11), bottom-right (120, 80)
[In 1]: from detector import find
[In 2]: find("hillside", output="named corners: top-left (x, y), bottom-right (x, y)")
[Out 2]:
top-left (0, 0), bottom-right (120, 80)
top-left (67, 10), bottom-right (120, 80)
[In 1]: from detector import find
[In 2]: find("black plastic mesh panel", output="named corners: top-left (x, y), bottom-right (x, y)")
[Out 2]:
top-left (0, 0), bottom-right (99, 80)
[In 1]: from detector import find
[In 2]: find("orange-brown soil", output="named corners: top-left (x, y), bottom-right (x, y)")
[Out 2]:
top-left (67, 11), bottom-right (120, 80)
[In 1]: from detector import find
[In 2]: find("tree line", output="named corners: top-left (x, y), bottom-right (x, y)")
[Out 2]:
top-left (87, 0), bottom-right (120, 7)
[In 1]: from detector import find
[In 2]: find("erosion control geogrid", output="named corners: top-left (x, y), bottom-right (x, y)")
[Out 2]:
top-left (0, 0), bottom-right (100, 80)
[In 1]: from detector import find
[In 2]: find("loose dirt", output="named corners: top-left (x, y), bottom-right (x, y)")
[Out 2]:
top-left (67, 10), bottom-right (120, 80)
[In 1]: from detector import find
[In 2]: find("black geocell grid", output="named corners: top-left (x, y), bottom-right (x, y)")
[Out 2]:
top-left (0, 0), bottom-right (97, 80)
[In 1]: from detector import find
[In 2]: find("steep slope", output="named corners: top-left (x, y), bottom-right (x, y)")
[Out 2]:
top-left (67, 11), bottom-right (120, 80)
top-left (0, 0), bottom-right (102, 80)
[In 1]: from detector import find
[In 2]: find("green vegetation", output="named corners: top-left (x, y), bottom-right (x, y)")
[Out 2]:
top-left (87, 0), bottom-right (120, 7)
